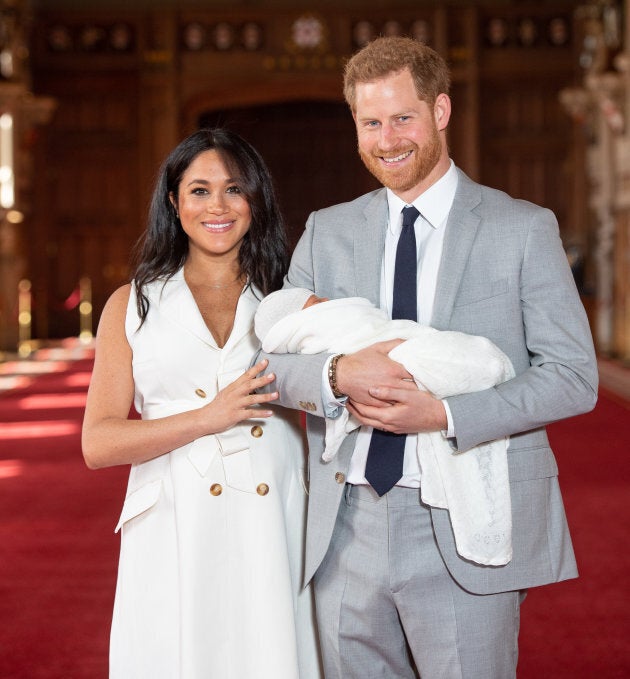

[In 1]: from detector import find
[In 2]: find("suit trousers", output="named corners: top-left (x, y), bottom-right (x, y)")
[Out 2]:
top-left (313, 484), bottom-right (523, 679)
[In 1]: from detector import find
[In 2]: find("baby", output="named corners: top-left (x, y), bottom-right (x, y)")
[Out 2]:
top-left (255, 287), bottom-right (516, 566)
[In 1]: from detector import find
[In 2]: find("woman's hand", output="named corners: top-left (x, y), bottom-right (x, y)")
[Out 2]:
top-left (203, 359), bottom-right (278, 434)
top-left (82, 286), bottom-right (280, 469)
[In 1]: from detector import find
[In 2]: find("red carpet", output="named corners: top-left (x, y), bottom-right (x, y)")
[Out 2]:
top-left (0, 353), bottom-right (128, 679)
top-left (0, 353), bottom-right (628, 678)
top-left (518, 386), bottom-right (630, 678)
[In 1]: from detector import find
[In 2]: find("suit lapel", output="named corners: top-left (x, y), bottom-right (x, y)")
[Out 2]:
top-left (354, 189), bottom-right (388, 304)
top-left (431, 170), bottom-right (482, 330)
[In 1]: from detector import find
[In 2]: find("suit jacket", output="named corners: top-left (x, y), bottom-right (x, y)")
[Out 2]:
top-left (264, 168), bottom-right (598, 594)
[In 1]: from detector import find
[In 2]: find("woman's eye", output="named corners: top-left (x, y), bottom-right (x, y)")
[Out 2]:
top-left (191, 187), bottom-right (207, 195)
top-left (226, 185), bottom-right (241, 194)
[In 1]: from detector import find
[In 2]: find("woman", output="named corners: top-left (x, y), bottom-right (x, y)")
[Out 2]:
top-left (82, 129), bottom-right (322, 678)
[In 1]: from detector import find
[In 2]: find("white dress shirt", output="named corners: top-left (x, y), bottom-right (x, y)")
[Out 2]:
top-left (324, 160), bottom-right (459, 487)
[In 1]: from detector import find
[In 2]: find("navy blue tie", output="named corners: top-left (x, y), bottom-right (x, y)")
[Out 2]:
top-left (364, 205), bottom-right (419, 496)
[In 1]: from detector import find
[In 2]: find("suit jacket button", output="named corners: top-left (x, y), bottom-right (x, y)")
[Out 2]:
top-left (335, 472), bottom-right (345, 484)
top-left (251, 425), bottom-right (263, 438)
top-left (257, 483), bottom-right (269, 496)
top-left (209, 483), bottom-right (222, 496)
top-left (195, 388), bottom-right (207, 398)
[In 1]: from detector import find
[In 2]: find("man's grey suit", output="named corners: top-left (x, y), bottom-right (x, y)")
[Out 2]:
top-left (265, 167), bottom-right (598, 596)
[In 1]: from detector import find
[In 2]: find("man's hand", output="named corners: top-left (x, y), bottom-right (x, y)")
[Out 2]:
top-left (336, 340), bottom-right (416, 406)
top-left (335, 339), bottom-right (448, 434)
top-left (347, 386), bottom-right (448, 434)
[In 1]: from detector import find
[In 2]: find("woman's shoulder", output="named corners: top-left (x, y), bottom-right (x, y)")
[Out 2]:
top-left (89, 284), bottom-right (134, 351)
top-left (106, 283), bottom-right (132, 308)
top-left (99, 284), bottom-right (133, 326)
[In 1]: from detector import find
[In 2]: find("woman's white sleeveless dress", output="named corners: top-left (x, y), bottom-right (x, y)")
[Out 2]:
top-left (109, 271), bottom-right (321, 678)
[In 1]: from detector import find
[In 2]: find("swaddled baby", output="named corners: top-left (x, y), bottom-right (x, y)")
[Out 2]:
top-left (255, 287), bottom-right (516, 566)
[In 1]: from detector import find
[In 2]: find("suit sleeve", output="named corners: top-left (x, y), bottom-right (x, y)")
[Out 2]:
top-left (446, 208), bottom-right (598, 452)
top-left (261, 212), bottom-right (331, 417)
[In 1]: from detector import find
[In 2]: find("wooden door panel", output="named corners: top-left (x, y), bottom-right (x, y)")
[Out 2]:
top-left (200, 101), bottom-right (380, 249)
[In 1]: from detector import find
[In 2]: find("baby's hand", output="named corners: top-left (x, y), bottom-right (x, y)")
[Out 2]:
top-left (303, 294), bottom-right (329, 309)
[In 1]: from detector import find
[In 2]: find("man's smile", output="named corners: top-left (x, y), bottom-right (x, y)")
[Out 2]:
top-left (381, 149), bottom-right (413, 164)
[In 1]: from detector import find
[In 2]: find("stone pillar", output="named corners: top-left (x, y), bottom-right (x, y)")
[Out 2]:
top-left (560, 0), bottom-right (630, 361)
top-left (0, 87), bottom-right (55, 352)
top-left (0, 0), bottom-right (56, 353)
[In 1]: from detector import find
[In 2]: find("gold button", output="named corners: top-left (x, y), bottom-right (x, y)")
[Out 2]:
top-left (209, 483), bottom-right (222, 496)
top-left (195, 388), bottom-right (207, 398)
top-left (335, 472), bottom-right (345, 484)
top-left (251, 425), bottom-right (263, 438)
top-left (257, 483), bottom-right (269, 496)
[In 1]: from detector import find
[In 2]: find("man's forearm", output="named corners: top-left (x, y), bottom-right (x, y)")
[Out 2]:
top-left (261, 351), bottom-right (330, 416)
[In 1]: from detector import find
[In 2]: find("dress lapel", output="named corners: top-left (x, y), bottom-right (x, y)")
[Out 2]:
top-left (151, 270), bottom-right (217, 347)
top-left (151, 270), bottom-right (260, 350)
top-left (222, 284), bottom-right (259, 352)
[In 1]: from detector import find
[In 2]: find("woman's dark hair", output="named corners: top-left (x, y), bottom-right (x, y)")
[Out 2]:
top-left (132, 128), bottom-right (289, 322)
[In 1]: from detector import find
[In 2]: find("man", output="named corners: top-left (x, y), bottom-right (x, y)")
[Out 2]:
top-left (264, 36), bottom-right (598, 678)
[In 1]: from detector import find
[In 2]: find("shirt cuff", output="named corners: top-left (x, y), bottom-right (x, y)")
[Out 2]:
top-left (442, 398), bottom-right (455, 438)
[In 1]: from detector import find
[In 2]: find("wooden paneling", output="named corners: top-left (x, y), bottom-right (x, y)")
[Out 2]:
top-left (480, 77), bottom-right (574, 225)
top-left (477, 3), bottom-right (577, 241)
top-left (24, 1), bottom-right (581, 342)
top-left (200, 102), bottom-right (379, 249)
top-left (29, 71), bottom-right (140, 338)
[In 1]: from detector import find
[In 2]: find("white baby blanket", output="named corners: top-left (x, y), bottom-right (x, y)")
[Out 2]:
top-left (257, 294), bottom-right (515, 566)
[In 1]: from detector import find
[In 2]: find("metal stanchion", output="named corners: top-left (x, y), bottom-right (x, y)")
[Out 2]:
top-left (17, 278), bottom-right (32, 357)
top-left (78, 277), bottom-right (93, 343)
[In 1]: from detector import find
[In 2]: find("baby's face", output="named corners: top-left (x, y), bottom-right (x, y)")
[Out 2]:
top-left (303, 294), bottom-right (329, 309)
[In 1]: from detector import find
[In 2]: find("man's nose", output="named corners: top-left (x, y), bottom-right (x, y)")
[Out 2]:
top-left (379, 123), bottom-right (399, 150)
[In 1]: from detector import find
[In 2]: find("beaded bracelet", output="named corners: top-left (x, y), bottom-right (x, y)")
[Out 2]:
top-left (328, 353), bottom-right (346, 399)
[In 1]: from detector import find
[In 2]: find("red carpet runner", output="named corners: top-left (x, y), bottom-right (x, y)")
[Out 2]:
top-left (0, 352), bottom-right (628, 678)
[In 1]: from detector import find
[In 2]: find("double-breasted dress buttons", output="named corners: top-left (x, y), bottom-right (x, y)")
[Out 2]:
top-left (197, 388), bottom-right (222, 496)
top-left (251, 426), bottom-right (269, 495)
top-left (208, 423), bottom-right (271, 497)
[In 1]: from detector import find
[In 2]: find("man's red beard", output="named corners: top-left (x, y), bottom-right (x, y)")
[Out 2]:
top-left (359, 124), bottom-right (442, 194)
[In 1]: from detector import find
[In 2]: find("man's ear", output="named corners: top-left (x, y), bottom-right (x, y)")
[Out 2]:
top-left (434, 93), bottom-right (451, 131)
